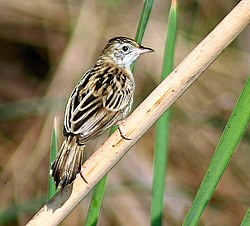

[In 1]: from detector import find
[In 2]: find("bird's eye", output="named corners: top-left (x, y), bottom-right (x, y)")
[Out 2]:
top-left (122, 45), bottom-right (129, 52)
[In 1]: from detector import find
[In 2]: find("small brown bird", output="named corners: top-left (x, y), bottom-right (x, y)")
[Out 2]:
top-left (52, 36), bottom-right (153, 189)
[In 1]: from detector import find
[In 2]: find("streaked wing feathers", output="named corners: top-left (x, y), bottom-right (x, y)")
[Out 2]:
top-left (64, 63), bottom-right (134, 143)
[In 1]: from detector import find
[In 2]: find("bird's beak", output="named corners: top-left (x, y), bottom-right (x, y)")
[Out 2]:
top-left (138, 45), bottom-right (154, 54)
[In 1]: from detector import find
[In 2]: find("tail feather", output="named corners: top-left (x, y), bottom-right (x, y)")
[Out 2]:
top-left (51, 136), bottom-right (85, 189)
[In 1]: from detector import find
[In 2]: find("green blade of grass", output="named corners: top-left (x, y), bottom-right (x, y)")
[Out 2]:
top-left (135, 0), bottom-right (154, 44)
top-left (151, 1), bottom-right (178, 225)
top-left (132, 0), bottom-right (154, 72)
top-left (183, 76), bottom-right (250, 225)
top-left (84, 175), bottom-right (108, 226)
top-left (47, 118), bottom-right (58, 200)
top-left (85, 127), bottom-right (116, 226)
top-left (85, 1), bottom-right (154, 225)
top-left (240, 208), bottom-right (250, 226)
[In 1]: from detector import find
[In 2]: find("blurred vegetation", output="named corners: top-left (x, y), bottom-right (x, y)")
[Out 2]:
top-left (0, 1), bottom-right (249, 226)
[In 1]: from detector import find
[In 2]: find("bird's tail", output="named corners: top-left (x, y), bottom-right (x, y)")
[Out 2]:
top-left (51, 136), bottom-right (85, 189)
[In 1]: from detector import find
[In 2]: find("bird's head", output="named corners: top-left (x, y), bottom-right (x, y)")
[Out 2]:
top-left (101, 36), bottom-right (154, 69)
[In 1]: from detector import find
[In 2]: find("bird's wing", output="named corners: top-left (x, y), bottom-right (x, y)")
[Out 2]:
top-left (64, 66), bottom-right (134, 143)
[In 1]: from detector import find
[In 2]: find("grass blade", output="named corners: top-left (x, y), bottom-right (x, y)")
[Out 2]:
top-left (84, 175), bottom-right (108, 226)
top-left (47, 118), bottom-right (58, 200)
top-left (85, 1), bottom-right (154, 225)
top-left (151, 1), bottom-right (178, 225)
top-left (240, 208), bottom-right (250, 226)
top-left (85, 127), bottom-right (116, 226)
top-left (183, 76), bottom-right (250, 225)
top-left (135, 0), bottom-right (154, 44)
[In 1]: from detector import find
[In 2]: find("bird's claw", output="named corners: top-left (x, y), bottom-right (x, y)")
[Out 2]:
top-left (117, 121), bottom-right (132, 140)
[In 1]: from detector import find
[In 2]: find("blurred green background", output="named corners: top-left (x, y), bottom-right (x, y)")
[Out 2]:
top-left (0, 0), bottom-right (249, 225)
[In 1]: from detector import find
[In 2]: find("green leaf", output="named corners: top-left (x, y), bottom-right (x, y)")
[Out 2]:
top-left (240, 208), bottom-right (250, 226)
top-left (183, 76), bottom-right (250, 225)
top-left (47, 118), bottom-right (58, 200)
top-left (151, 1), bottom-right (178, 225)
top-left (85, 176), bottom-right (108, 226)
top-left (84, 127), bottom-right (117, 226)
top-left (135, 0), bottom-right (154, 44)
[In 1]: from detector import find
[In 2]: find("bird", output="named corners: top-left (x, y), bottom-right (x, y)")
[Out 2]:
top-left (51, 36), bottom-right (154, 189)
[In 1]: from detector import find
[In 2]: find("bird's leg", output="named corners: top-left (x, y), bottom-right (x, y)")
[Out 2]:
top-left (80, 171), bottom-right (88, 184)
top-left (117, 120), bottom-right (132, 140)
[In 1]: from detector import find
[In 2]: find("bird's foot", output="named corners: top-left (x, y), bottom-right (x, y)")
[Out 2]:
top-left (117, 121), bottom-right (132, 140)
top-left (80, 170), bottom-right (88, 184)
